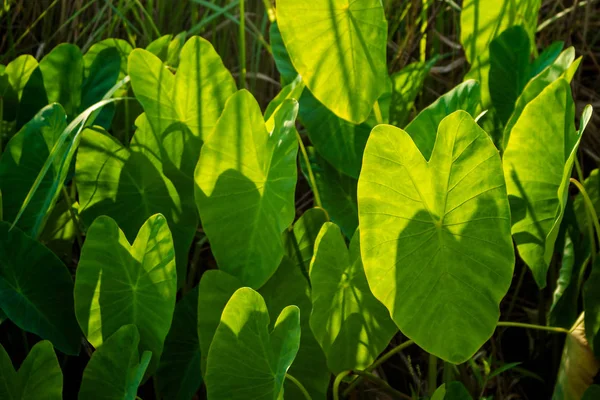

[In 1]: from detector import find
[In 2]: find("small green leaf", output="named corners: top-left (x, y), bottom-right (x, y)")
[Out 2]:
top-left (260, 257), bottom-right (330, 400)
top-left (358, 111), bottom-right (514, 363)
top-left (283, 207), bottom-right (329, 276)
top-left (79, 324), bottom-right (151, 400)
top-left (76, 127), bottom-right (196, 286)
top-left (0, 340), bottom-right (63, 400)
top-left (444, 381), bottom-right (473, 399)
top-left (197, 270), bottom-right (243, 377)
top-left (0, 222), bottom-right (80, 355)
top-left (529, 41), bottom-right (564, 79)
top-left (74, 214), bottom-right (177, 376)
top-left (404, 80), bottom-right (480, 161)
top-left (277, 0), bottom-right (388, 124)
top-left (194, 90), bottom-right (298, 288)
top-left (156, 287), bottom-right (202, 400)
top-left (310, 223), bottom-right (397, 373)
top-left (205, 287), bottom-right (301, 400)
top-left (504, 79), bottom-right (582, 288)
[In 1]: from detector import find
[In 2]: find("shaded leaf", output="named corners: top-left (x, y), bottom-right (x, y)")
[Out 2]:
top-left (283, 207), bottom-right (329, 277)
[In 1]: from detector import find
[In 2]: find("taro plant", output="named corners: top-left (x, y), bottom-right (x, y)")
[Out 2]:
top-left (1, 0), bottom-right (600, 399)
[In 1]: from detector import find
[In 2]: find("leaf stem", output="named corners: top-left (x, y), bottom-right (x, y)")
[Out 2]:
top-left (239, 0), bottom-right (247, 88)
top-left (373, 100), bottom-right (384, 125)
top-left (428, 353), bottom-right (437, 395)
top-left (285, 373), bottom-right (312, 400)
top-left (61, 185), bottom-right (84, 248)
top-left (496, 321), bottom-right (570, 334)
top-left (333, 370), bottom-right (351, 400)
top-left (295, 131), bottom-right (325, 211)
top-left (570, 178), bottom-right (600, 248)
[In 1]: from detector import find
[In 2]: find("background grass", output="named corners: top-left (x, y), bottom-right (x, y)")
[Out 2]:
top-left (2, 0), bottom-right (600, 398)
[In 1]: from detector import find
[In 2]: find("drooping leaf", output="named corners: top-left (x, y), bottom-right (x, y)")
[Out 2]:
top-left (389, 60), bottom-right (433, 127)
top-left (205, 287), bottom-right (301, 400)
top-left (301, 147), bottom-right (358, 238)
top-left (156, 287), bottom-right (202, 400)
top-left (269, 21), bottom-right (298, 86)
top-left (460, 0), bottom-right (541, 107)
top-left (79, 324), bottom-right (152, 400)
top-left (0, 340), bottom-right (63, 400)
top-left (358, 111), bottom-right (514, 363)
top-left (299, 89), bottom-right (371, 179)
top-left (0, 103), bottom-right (67, 236)
top-left (74, 214), bottom-right (177, 375)
top-left (503, 79), bottom-right (582, 288)
top-left (310, 222), bottom-right (397, 373)
top-left (283, 207), bottom-right (329, 276)
top-left (260, 257), bottom-right (330, 400)
top-left (553, 315), bottom-right (599, 400)
top-left (75, 127), bottom-right (196, 286)
top-left (197, 270), bottom-right (243, 377)
top-left (404, 80), bottom-right (480, 160)
top-left (277, 0), bottom-right (388, 124)
top-left (129, 36), bottom-right (236, 187)
top-left (194, 90), bottom-right (298, 288)
top-left (0, 221), bottom-right (80, 355)
top-left (489, 25), bottom-right (531, 127)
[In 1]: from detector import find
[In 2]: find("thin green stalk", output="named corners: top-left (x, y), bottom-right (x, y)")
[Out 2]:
top-left (61, 186), bottom-right (83, 249)
top-left (496, 321), bottom-right (570, 334)
top-left (239, 0), bottom-right (247, 88)
top-left (428, 353), bottom-right (437, 395)
top-left (342, 340), bottom-right (415, 396)
top-left (134, 0), bottom-right (161, 38)
top-left (537, 0), bottom-right (593, 32)
top-left (505, 265), bottom-right (527, 321)
top-left (184, 236), bottom-right (208, 294)
top-left (13, 0), bottom-right (60, 49)
top-left (570, 178), bottom-right (600, 247)
top-left (296, 131), bottom-right (325, 211)
top-left (285, 374), bottom-right (312, 400)
top-left (333, 370), bottom-right (351, 400)
top-left (262, 0), bottom-right (276, 22)
top-left (373, 100), bottom-right (384, 125)
top-left (575, 157), bottom-right (585, 183)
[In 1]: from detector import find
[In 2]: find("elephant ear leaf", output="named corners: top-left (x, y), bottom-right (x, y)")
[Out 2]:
top-left (358, 111), bottom-right (514, 363)
top-left (277, 0), bottom-right (388, 124)
top-left (0, 340), bottom-right (63, 400)
top-left (79, 324), bottom-right (152, 400)
top-left (205, 287), bottom-right (301, 400)
top-left (309, 222), bottom-right (397, 373)
top-left (74, 214), bottom-right (177, 377)
top-left (503, 79), bottom-right (589, 288)
top-left (0, 221), bottom-right (80, 355)
top-left (194, 90), bottom-right (299, 288)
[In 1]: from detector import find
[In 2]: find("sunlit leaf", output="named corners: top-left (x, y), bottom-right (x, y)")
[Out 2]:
top-left (358, 111), bottom-right (514, 363)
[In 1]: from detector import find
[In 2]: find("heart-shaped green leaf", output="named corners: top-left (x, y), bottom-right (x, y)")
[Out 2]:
top-left (0, 221), bottom-right (80, 355)
top-left (194, 90), bottom-right (298, 288)
top-left (205, 287), bottom-right (301, 400)
top-left (156, 287), bottom-right (202, 400)
top-left (310, 222), bottom-right (397, 373)
top-left (197, 270), bottom-right (243, 377)
top-left (260, 256), bottom-right (330, 400)
top-left (504, 79), bottom-right (584, 288)
top-left (74, 214), bottom-right (177, 375)
top-left (277, 0), bottom-right (388, 124)
top-left (75, 127), bottom-right (196, 286)
top-left (79, 324), bottom-right (152, 400)
top-left (358, 111), bottom-right (514, 363)
top-left (0, 340), bottom-right (63, 400)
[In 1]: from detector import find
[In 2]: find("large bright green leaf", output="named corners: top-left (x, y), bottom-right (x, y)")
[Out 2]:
top-left (79, 324), bottom-right (152, 400)
top-left (358, 111), bottom-right (514, 363)
top-left (460, 0), bottom-right (541, 107)
top-left (74, 214), bottom-right (177, 375)
top-left (75, 127), bottom-right (196, 286)
top-left (0, 103), bottom-right (67, 235)
top-left (283, 207), bottom-right (329, 276)
top-left (277, 0), bottom-right (388, 124)
top-left (503, 79), bottom-right (582, 288)
top-left (489, 25), bottom-right (531, 127)
top-left (129, 36), bottom-right (236, 186)
top-left (0, 340), bottom-right (63, 400)
top-left (197, 270), bottom-right (243, 376)
top-left (404, 80), bottom-right (480, 161)
top-left (205, 287), bottom-right (301, 400)
top-left (0, 222), bottom-right (80, 355)
top-left (195, 90), bottom-right (299, 288)
top-left (260, 257), bottom-right (330, 400)
top-left (156, 287), bottom-right (202, 400)
top-left (310, 222), bottom-right (397, 373)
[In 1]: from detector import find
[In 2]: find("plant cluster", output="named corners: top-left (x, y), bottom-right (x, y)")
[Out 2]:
top-left (1, 0), bottom-right (600, 399)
